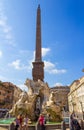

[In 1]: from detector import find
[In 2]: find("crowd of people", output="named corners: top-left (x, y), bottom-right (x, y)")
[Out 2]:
top-left (12, 112), bottom-right (83, 130)
top-left (14, 113), bottom-right (46, 130)
top-left (14, 114), bottom-right (28, 130)
top-left (0, 110), bottom-right (82, 130)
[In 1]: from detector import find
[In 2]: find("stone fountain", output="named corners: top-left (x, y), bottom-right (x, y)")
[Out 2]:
top-left (9, 79), bottom-right (62, 121)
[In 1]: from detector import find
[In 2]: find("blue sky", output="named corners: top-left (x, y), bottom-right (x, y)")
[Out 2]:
top-left (0, 0), bottom-right (84, 91)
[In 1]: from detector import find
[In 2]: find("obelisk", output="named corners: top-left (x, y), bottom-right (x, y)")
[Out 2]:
top-left (32, 5), bottom-right (44, 81)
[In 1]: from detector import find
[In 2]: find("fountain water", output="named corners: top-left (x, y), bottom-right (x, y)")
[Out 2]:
top-left (4, 112), bottom-right (11, 119)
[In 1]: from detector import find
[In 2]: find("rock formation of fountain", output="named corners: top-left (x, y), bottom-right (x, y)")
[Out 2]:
top-left (9, 79), bottom-right (62, 121)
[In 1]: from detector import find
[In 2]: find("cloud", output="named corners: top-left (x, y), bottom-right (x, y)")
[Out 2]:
top-left (33, 47), bottom-right (50, 60)
top-left (44, 61), bottom-right (55, 69)
top-left (0, 1), bottom-right (16, 46)
top-left (8, 59), bottom-right (31, 71)
top-left (8, 47), bottom-right (66, 74)
top-left (44, 60), bottom-right (66, 74)
top-left (9, 60), bottom-right (21, 70)
top-left (0, 50), bottom-right (2, 57)
top-left (28, 47), bottom-right (51, 70)
top-left (54, 82), bottom-right (63, 86)
top-left (42, 48), bottom-right (50, 57)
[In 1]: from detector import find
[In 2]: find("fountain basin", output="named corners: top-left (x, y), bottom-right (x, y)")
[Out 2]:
top-left (0, 118), bottom-right (15, 124)
top-left (0, 118), bottom-right (15, 130)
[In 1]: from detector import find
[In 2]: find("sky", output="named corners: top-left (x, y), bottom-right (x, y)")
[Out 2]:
top-left (0, 0), bottom-right (84, 91)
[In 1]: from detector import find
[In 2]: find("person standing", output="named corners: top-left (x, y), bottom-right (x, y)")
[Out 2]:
top-left (70, 114), bottom-right (81, 130)
top-left (18, 114), bottom-right (23, 130)
top-left (38, 114), bottom-right (45, 130)
top-left (23, 115), bottom-right (28, 130)
top-left (70, 115), bottom-right (74, 130)
top-left (15, 116), bottom-right (20, 130)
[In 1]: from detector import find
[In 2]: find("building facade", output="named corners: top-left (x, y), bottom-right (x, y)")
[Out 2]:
top-left (68, 76), bottom-right (84, 120)
top-left (50, 86), bottom-right (70, 115)
top-left (0, 81), bottom-right (22, 109)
